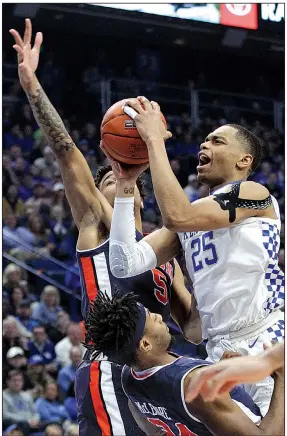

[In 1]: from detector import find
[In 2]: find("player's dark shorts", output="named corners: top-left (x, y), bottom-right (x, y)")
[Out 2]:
top-left (75, 360), bottom-right (146, 436)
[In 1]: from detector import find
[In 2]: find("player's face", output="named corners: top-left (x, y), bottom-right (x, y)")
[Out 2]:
top-left (140, 309), bottom-right (172, 354)
top-left (197, 125), bottom-right (246, 187)
top-left (99, 171), bottom-right (142, 209)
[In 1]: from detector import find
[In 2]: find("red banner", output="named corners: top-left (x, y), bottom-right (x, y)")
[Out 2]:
top-left (220, 4), bottom-right (258, 30)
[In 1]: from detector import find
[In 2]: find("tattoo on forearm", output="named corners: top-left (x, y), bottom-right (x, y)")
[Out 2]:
top-left (27, 87), bottom-right (74, 155)
top-left (124, 187), bottom-right (135, 195)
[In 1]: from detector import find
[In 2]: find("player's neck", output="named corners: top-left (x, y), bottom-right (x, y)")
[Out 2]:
top-left (134, 352), bottom-right (176, 371)
top-left (209, 176), bottom-right (246, 194)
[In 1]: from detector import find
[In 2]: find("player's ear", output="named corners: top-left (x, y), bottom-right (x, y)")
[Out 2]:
top-left (236, 153), bottom-right (253, 171)
top-left (139, 337), bottom-right (152, 353)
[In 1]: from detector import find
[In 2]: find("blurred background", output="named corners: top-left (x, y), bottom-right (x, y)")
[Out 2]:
top-left (2, 4), bottom-right (285, 435)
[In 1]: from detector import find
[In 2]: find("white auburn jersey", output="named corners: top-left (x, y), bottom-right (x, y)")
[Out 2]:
top-left (177, 183), bottom-right (284, 340)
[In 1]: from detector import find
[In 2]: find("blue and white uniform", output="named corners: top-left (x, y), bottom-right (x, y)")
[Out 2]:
top-left (177, 182), bottom-right (284, 415)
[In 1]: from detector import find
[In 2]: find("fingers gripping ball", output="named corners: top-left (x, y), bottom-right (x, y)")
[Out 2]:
top-left (100, 99), bottom-right (166, 165)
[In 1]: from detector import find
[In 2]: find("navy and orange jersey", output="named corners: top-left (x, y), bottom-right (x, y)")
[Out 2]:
top-left (76, 231), bottom-right (175, 323)
top-left (76, 359), bottom-right (144, 436)
top-left (122, 355), bottom-right (262, 436)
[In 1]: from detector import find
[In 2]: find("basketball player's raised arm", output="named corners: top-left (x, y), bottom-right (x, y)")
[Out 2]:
top-left (184, 365), bottom-right (284, 436)
top-left (124, 97), bottom-right (276, 232)
top-left (108, 173), bottom-right (181, 277)
top-left (10, 19), bottom-right (112, 244)
top-left (171, 260), bottom-right (202, 344)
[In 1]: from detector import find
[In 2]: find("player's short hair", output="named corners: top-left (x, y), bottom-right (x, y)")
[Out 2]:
top-left (94, 164), bottom-right (146, 200)
top-left (83, 291), bottom-right (141, 366)
top-left (227, 124), bottom-right (263, 172)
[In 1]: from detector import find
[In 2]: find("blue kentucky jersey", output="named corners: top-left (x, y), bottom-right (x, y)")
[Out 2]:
top-left (122, 355), bottom-right (262, 436)
top-left (76, 230), bottom-right (175, 323)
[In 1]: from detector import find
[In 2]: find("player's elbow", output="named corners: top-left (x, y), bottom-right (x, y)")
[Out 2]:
top-left (162, 216), bottom-right (182, 233)
top-left (110, 262), bottom-right (128, 279)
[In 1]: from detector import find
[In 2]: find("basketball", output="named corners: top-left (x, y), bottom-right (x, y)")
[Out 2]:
top-left (100, 99), bottom-right (167, 165)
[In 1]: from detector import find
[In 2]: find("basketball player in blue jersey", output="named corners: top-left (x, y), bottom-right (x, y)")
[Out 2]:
top-left (105, 97), bottom-right (284, 416)
top-left (10, 20), bottom-right (201, 436)
top-left (83, 291), bottom-right (284, 436)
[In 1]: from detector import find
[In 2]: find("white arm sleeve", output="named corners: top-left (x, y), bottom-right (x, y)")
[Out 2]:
top-left (109, 197), bottom-right (157, 278)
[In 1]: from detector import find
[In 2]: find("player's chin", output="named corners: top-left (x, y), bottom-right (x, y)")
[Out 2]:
top-left (196, 171), bottom-right (212, 186)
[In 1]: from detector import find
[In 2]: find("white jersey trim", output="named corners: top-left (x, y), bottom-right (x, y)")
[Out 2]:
top-left (76, 238), bottom-right (110, 252)
top-left (180, 364), bottom-right (210, 423)
top-left (99, 361), bottom-right (126, 435)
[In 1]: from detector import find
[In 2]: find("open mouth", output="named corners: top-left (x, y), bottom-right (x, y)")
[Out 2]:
top-left (197, 153), bottom-right (212, 170)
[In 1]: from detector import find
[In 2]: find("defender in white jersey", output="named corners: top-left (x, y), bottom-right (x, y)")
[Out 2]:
top-left (104, 97), bottom-right (284, 416)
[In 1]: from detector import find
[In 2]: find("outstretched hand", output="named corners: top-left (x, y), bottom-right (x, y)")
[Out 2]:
top-left (100, 141), bottom-right (149, 183)
top-left (123, 96), bottom-right (172, 145)
top-left (9, 18), bottom-right (43, 92)
top-left (185, 344), bottom-right (278, 403)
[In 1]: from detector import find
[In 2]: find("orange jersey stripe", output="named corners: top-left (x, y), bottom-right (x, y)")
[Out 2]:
top-left (80, 256), bottom-right (98, 302)
top-left (90, 361), bottom-right (112, 436)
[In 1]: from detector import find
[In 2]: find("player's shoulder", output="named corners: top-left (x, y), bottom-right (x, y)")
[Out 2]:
top-left (239, 181), bottom-right (270, 200)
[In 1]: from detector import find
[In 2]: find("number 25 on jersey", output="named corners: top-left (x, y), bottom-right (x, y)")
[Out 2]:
top-left (191, 231), bottom-right (218, 272)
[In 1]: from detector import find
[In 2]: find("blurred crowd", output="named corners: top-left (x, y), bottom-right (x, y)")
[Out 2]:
top-left (3, 42), bottom-right (285, 436)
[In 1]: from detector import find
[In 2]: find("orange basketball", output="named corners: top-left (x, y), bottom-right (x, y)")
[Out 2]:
top-left (100, 99), bottom-right (167, 165)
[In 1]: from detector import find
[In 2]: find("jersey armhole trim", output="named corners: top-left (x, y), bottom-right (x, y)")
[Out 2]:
top-left (76, 238), bottom-right (110, 253)
top-left (180, 364), bottom-right (210, 423)
top-left (121, 365), bottom-right (130, 400)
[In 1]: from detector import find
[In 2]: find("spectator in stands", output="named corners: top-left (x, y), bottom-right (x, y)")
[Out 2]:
top-left (3, 297), bottom-right (32, 339)
top-left (64, 424), bottom-right (79, 436)
top-left (183, 174), bottom-right (199, 202)
top-left (47, 311), bottom-right (71, 345)
top-left (25, 183), bottom-right (49, 213)
top-left (3, 370), bottom-right (41, 436)
top-left (55, 323), bottom-right (84, 367)
top-left (82, 65), bottom-right (102, 95)
top-left (26, 355), bottom-right (55, 400)
top-left (45, 424), bottom-right (64, 436)
top-left (63, 383), bottom-right (77, 423)
top-left (4, 124), bottom-right (24, 150)
top-left (3, 264), bottom-right (27, 293)
top-left (3, 347), bottom-right (29, 389)
top-left (18, 174), bottom-right (34, 202)
top-left (8, 145), bottom-right (23, 166)
top-left (32, 286), bottom-right (63, 328)
top-left (28, 325), bottom-right (56, 365)
top-left (9, 214), bottom-right (55, 261)
top-left (17, 300), bottom-right (39, 332)
top-left (9, 285), bottom-right (27, 316)
top-left (51, 183), bottom-right (70, 219)
top-left (3, 154), bottom-right (19, 191)
top-left (32, 146), bottom-right (59, 179)
top-left (57, 346), bottom-right (82, 397)
top-left (35, 381), bottom-right (70, 426)
top-left (3, 214), bottom-right (21, 250)
top-left (3, 185), bottom-right (25, 220)
top-left (3, 319), bottom-right (29, 358)
top-left (4, 424), bottom-right (24, 436)
top-left (13, 156), bottom-right (30, 180)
